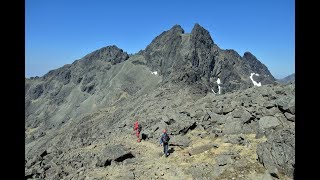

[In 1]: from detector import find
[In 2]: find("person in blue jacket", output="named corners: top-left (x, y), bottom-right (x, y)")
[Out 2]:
top-left (160, 129), bottom-right (170, 157)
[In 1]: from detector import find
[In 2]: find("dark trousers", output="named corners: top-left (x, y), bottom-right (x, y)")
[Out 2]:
top-left (163, 143), bottom-right (168, 156)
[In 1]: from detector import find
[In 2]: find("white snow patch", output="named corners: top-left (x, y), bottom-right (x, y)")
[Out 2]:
top-left (151, 71), bottom-right (158, 75)
top-left (250, 73), bottom-right (262, 87)
top-left (217, 78), bottom-right (221, 94)
top-left (212, 78), bottom-right (221, 94)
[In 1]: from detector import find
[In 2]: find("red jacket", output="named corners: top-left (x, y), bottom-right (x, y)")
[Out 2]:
top-left (134, 121), bottom-right (139, 131)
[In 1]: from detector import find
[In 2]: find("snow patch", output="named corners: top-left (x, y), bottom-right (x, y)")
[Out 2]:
top-left (151, 71), bottom-right (158, 75)
top-left (212, 78), bottom-right (222, 94)
top-left (217, 78), bottom-right (221, 94)
top-left (250, 73), bottom-right (262, 87)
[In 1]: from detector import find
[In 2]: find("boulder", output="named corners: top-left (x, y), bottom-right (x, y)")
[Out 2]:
top-left (284, 112), bottom-right (295, 122)
top-left (223, 121), bottom-right (243, 134)
top-left (96, 144), bottom-right (134, 167)
top-left (258, 116), bottom-right (281, 130)
top-left (215, 154), bottom-right (233, 166)
top-left (169, 135), bottom-right (190, 147)
top-left (275, 95), bottom-right (295, 114)
top-left (257, 128), bottom-right (295, 178)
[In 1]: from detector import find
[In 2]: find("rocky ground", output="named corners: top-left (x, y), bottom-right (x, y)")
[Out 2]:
top-left (25, 82), bottom-right (294, 179)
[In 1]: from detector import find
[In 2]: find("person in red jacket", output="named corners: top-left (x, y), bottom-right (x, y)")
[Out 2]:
top-left (133, 120), bottom-right (142, 142)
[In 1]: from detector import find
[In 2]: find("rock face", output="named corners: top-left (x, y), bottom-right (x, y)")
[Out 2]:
top-left (143, 23), bottom-right (275, 93)
top-left (25, 24), bottom-right (294, 179)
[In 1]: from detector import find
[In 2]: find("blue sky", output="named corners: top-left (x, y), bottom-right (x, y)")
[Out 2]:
top-left (26, 0), bottom-right (294, 79)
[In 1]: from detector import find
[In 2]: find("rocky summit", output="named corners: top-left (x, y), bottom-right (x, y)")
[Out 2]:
top-left (25, 24), bottom-right (294, 179)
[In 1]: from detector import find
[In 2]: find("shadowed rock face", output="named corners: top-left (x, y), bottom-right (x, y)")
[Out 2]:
top-left (143, 23), bottom-right (275, 93)
top-left (25, 24), bottom-right (293, 179)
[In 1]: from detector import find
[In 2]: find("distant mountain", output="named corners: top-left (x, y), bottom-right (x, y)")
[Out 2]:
top-left (277, 73), bottom-right (295, 84)
top-left (25, 24), bottom-right (294, 179)
top-left (143, 23), bottom-right (275, 93)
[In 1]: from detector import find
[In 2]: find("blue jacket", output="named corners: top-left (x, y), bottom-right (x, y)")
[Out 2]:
top-left (160, 133), bottom-right (169, 144)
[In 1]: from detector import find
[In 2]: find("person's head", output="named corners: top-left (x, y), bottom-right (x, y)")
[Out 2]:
top-left (163, 129), bottom-right (167, 133)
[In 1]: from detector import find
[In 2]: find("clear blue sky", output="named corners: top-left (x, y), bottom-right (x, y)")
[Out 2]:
top-left (26, 0), bottom-right (294, 79)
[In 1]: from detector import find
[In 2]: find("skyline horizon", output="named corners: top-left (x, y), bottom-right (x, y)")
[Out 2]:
top-left (26, 0), bottom-right (294, 79)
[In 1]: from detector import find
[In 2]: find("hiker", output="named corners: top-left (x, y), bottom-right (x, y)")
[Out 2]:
top-left (133, 120), bottom-right (142, 142)
top-left (160, 129), bottom-right (170, 157)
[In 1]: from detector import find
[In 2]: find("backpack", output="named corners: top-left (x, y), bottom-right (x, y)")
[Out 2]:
top-left (138, 124), bottom-right (142, 132)
top-left (162, 133), bottom-right (170, 143)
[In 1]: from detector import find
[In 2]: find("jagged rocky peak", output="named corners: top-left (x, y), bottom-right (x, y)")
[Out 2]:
top-left (191, 23), bottom-right (214, 47)
top-left (145, 24), bottom-right (184, 52)
top-left (143, 23), bottom-right (217, 80)
top-left (170, 24), bottom-right (185, 34)
top-left (39, 45), bottom-right (129, 81)
top-left (143, 24), bottom-right (186, 78)
top-left (83, 45), bottom-right (129, 65)
top-left (243, 51), bottom-right (256, 59)
top-left (143, 23), bottom-right (276, 93)
top-left (242, 51), bottom-right (275, 82)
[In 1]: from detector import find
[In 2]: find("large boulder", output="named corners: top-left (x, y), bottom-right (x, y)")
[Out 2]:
top-left (275, 95), bottom-right (295, 114)
top-left (96, 144), bottom-right (135, 167)
top-left (258, 116), bottom-right (281, 130)
top-left (257, 128), bottom-right (295, 178)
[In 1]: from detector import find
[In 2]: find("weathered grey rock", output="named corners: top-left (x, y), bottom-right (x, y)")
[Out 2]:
top-left (258, 116), bottom-right (281, 130)
top-left (211, 106), bottom-right (224, 115)
top-left (223, 121), bottom-right (243, 134)
top-left (169, 135), bottom-right (190, 147)
top-left (257, 128), bottom-right (295, 178)
top-left (284, 112), bottom-right (295, 122)
top-left (215, 154), bottom-right (233, 166)
top-left (222, 104), bottom-right (235, 114)
top-left (275, 95), bottom-right (295, 114)
top-left (226, 135), bottom-right (248, 146)
top-left (170, 121), bottom-right (197, 135)
top-left (230, 108), bottom-right (243, 118)
top-left (207, 111), bottom-right (223, 123)
top-left (262, 107), bottom-right (281, 116)
top-left (96, 144), bottom-right (134, 167)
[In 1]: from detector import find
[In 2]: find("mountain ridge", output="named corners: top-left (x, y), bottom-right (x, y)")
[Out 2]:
top-left (25, 23), bottom-right (294, 179)
top-left (277, 73), bottom-right (295, 84)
